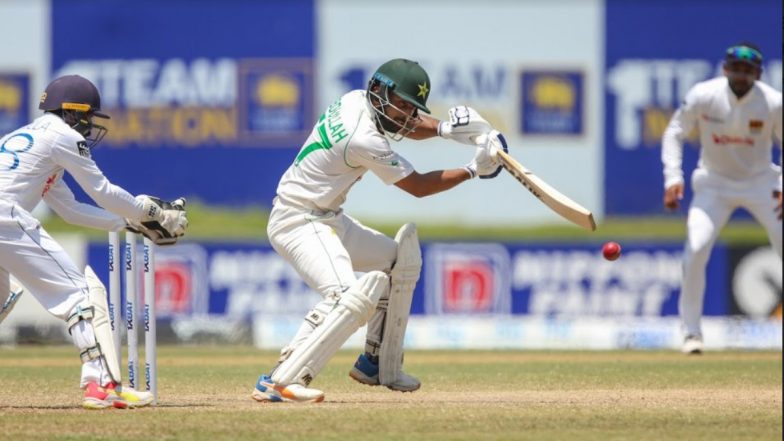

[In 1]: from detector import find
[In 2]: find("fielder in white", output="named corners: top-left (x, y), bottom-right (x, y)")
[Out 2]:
top-left (661, 43), bottom-right (782, 354)
top-left (252, 58), bottom-right (507, 403)
top-left (0, 75), bottom-right (188, 408)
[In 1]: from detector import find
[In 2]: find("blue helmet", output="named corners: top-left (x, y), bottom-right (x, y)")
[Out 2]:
top-left (39, 75), bottom-right (109, 146)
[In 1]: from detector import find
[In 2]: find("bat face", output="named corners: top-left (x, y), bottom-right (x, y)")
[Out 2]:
top-left (496, 149), bottom-right (596, 231)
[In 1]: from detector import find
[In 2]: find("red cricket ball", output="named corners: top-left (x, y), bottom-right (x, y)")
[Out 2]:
top-left (602, 241), bottom-right (622, 261)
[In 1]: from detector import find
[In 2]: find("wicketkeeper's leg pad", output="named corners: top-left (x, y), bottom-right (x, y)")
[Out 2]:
top-left (67, 266), bottom-right (123, 385)
top-left (379, 223), bottom-right (422, 386)
top-left (271, 271), bottom-right (390, 387)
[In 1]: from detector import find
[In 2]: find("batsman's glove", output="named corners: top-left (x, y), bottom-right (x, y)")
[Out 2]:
top-left (438, 106), bottom-right (492, 145)
top-left (126, 196), bottom-right (188, 246)
top-left (464, 130), bottom-right (508, 179)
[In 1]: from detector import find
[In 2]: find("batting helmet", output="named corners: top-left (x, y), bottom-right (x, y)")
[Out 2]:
top-left (370, 58), bottom-right (431, 114)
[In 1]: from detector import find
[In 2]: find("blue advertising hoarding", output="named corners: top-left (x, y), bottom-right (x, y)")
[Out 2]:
top-left (87, 240), bottom-right (729, 321)
top-left (604, 0), bottom-right (782, 215)
top-left (50, 0), bottom-right (315, 207)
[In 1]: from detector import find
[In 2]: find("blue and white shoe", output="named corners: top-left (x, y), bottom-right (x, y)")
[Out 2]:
top-left (251, 375), bottom-right (324, 403)
top-left (349, 353), bottom-right (421, 392)
top-left (0, 282), bottom-right (24, 325)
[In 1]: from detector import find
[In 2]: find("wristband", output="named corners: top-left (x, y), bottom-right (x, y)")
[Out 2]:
top-left (463, 165), bottom-right (477, 179)
top-left (437, 121), bottom-right (449, 138)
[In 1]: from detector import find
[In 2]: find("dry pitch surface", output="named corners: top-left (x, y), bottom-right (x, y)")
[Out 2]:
top-left (0, 346), bottom-right (780, 441)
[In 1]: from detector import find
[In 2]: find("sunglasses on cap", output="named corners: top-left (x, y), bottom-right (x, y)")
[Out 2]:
top-left (725, 46), bottom-right (763, 67)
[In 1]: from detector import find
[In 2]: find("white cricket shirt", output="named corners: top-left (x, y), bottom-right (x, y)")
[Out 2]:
top-left (0, 113), bottom-right (143, 229)
top-left (662, 77), bottom-right (783, 189)
top-left (275, 90), bottom-right (415, 212)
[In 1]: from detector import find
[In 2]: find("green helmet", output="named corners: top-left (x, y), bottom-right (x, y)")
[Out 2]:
top-left (370, 58), bottom-right (431, 114)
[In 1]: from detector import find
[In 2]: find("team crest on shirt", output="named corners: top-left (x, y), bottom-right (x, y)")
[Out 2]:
top-left (748, 120), bottom-right (764, 134)
top-left (76, 141), bottom-right (91, 158)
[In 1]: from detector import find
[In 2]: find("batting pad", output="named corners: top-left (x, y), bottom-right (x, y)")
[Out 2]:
top-left (272, 271), bottom-right (390, 387)
top-left (379, 223), bottom-right (421, 385)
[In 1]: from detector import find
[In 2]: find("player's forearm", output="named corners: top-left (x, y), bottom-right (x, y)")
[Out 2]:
top-left (661, 128), bottom-right (685, 188)
top-left (45, 197), bottom-right (127, 231)
top-left (396, 169), bottom-right (471, 198)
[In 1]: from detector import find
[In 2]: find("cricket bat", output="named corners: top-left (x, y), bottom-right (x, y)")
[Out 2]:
top-left (496, 149), bottom-right (596, 231)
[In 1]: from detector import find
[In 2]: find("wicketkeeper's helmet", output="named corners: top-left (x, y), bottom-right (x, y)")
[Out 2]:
top-left (39, 75), bottom-right (110, 147)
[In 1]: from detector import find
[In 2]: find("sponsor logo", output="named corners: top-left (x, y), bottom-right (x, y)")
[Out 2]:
top-left (128, 361), bottom-right (136, 388)
top-left (76, 140), bottom-right (90, 158)
top-left (711, 133), bottom-right (753, 146)
top-left (238, 58), bottom-right (313, 145)
top-left (731, 246), bottom-right (782, 318)
top-left (108, 302), bottom-right (116, 331)
top-left (606, 58), bottom-right (781, 150)
top-left (520, 70), bottom-right (584, 136)
top-left (145, 362), bottom-right (152, 390)
top-left (125, 246), bottom-right (133, 271)
top-left (425, 243), bottom-right (511, 314)
top-left (108, 243), bottom-right (115, 272)
top-left (138, 244), bottom-right (209, 317)
top-left (143, 244), bottom-right (151, 273)
top-left (125, 302), bottom-right (134, 330)
top-left (144, 304), bottom-right (151, 332)
top-left (54, 58), bottom-right (313, 148)
top-left (0, 74), bottom-right (29, 134)
top-left (210, 249), bottom-right (320, 317)
top-left (512, 248), bottom-right (682, 317)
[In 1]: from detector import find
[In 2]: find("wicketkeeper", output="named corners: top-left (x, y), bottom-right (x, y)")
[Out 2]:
top-left (0, 75), bottom-right (188, 408)
top-left (252, 58), bottom-right (508, 403)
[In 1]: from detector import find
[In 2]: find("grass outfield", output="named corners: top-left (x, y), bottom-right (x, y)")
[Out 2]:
top-left (40, 202), bottom-right (772, 243)
top-left (0, 346), bottom-right (780, 441)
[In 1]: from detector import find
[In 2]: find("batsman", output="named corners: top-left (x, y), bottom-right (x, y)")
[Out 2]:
top-left (252, 58), bottom-right (508, 403)
top-left (0, 75), bottom-right (188, 409)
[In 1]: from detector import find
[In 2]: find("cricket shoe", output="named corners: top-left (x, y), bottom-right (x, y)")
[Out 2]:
top-left (349, 353), bottom-right (421, 392)
top-left (251, 375), bottom-right (324, 403)
top-left (105, 382), bottom-right (154, 408)
top-left (82, 382), bottom-right (128, 410)
top-left (682, 334), bottom-right (704, 355)
top-left (0, 282), bottom-right (24, 325)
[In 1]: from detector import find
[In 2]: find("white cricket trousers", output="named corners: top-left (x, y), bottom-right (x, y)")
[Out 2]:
top-left (266, 199), bottom-right (397, 359)
top-left (680, 167), bottom-right (783, 337)
top-left (0, 199), bottom-right (112, 387)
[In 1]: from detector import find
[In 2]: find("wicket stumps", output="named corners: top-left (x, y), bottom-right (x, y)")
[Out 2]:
top-left (108, 231), bottom-right (158, 404)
